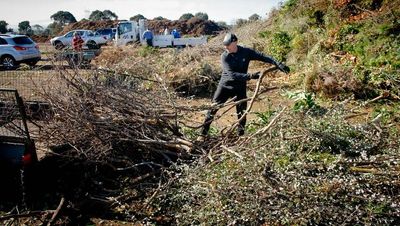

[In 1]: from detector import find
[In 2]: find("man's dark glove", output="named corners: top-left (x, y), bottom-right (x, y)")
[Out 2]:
top-left (277, 62), bottom-right (290, 74)
top-left (248, 71), bottom-right (261, 80)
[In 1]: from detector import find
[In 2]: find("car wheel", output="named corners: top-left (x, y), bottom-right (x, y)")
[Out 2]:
top-left (87, 41), bottom-right (99, 49)
top-left (55, 41), bottom-right (64, 50)
top-left (1, 55), bottom-right (17, 70)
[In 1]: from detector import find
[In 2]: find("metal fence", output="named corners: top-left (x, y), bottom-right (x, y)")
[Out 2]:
top-left (0, 88), bottom-right (29, 139)
top-left (0, 69), bottom-right (60, 139)
top-left (0, 70), bottom-right (59, 101)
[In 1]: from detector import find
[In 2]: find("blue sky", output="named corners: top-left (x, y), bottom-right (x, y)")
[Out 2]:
top-left (1, 0), bottom-right (283, 28)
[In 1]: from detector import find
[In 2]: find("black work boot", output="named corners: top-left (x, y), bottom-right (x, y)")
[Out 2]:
top-left (237, 128), bottom-right (245, 136)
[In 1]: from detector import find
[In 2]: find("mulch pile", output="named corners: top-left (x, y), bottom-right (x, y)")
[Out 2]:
top-left (30, 35), bottom-right (51, 43)
top-left (60, 20), bottom-right (118, 35)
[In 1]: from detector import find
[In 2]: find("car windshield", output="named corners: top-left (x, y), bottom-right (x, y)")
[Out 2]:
top-left (118, 23), bottom-right (132, 35)
top-left (98, 29), bottom-right (112, 35)
top-left (12, 37), bottom-right (33, 45)
top-left (65, 32), bottom-right (74, 38)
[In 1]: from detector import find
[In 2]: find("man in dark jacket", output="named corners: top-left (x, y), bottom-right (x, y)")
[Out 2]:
top-left (200, 33), bottom-right (290, 137)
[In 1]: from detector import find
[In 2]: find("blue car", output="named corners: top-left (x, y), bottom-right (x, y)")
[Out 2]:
top-left (96, 28), bottom-right (116, 42)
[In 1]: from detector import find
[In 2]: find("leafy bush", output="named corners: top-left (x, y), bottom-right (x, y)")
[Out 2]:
top-left (138, 46), bottom-right (158, 57)
top-left (334, 23), bottom-right (360, 52)
top-left (281, 0), bottom-right (299, 13)
top-left (286, 91), bottom-right (320, 112)
top-left (267, 31), bottom-right (292, 62)
top-left (259, 0), bottom-right (400, 97)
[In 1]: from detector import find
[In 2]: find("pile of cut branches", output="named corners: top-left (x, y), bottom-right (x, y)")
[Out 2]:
top-left (39, 68), bottom-right (196, 163)
top-left (149, 100), bottom-right (400, 225)
top-left (94, 44), bottom-right (222, 97)
top-left (0, 66), bottom-right (210, 224)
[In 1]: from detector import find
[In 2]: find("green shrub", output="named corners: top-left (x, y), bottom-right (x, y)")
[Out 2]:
top-left (290, 33), bottom-right (308, 54)
top-left (247, 108), bottom-right (276, 133)
top-left (138, 46), bottom-right (158, 57)
top-left (335, 23), bottom-right (360, 51)
top-left (268, 31), bottom-right (292, 62)
top-left (286, 91), bottom-right (320, 112)
top-left (281, 0), bottom-right (299, 12)
top-left (258, 30), bottom-right (271, 38)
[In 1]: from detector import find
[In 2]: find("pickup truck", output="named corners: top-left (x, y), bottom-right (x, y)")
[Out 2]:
top-left (115, 20), bottom-right (207, 47)
top-left (50, 29), bottom-right (108, 50)
top-left (0, 88), bottom-right (38, 205)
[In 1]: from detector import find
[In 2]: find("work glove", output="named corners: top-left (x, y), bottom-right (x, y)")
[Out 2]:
top-left (277, 62), bottom-right (290, 74)
top-left (248, 71), bottom-right (261, 80)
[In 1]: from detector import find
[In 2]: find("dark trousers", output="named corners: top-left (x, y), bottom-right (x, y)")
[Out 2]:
top-left (146, 39), bottom-right (153, 47)
top-left (201, 85), bottom-right (247, 136)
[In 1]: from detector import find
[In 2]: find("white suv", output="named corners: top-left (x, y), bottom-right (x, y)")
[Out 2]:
top-left (50, 30), bottom-right (108, 50)
top-left (0, 34), bottom-right (41, 70)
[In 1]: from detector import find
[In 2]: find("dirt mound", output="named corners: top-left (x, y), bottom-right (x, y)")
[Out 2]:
top-left (31, 18), bottom-right (223, 48)
top-left (31, 20), bottom-right (119, 43)
top-left (59, 18), bottom-right (223, 37)
top-left (61, 20), bottom-right (119, 35)
top-left (30, 34), bottom-right (51, 43)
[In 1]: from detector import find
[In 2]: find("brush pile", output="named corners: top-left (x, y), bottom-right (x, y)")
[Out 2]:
top-left (39, 68), bottom-right (197, 162)
top-left (0, 66), bottom-right (208, 225)
top-left (94, 44), bottom-right (223, 97)
top-left (150, 103), bottom-right (400, 225)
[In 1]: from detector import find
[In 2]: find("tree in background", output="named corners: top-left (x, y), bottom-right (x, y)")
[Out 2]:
top-left (50, 11), bottom-right (77, 25)
top-left (235, 18), bottom-right (248, 28)
top-left (18, 21), bottom-right (32, 35)
top-left (248, 13), bottom-right (261, 21)
top-left (0, 20), bottom-right (8, 34)
top-left (194, 12), bottom-right (209, 20)
top-left (89, 10), bottom-right (103, 20)
top-left (179, 13), bottom-right (194, 20)
top-left (32, 24), bottom-right (44, 35)
top-left (216, 21), bottom-right (230, 30)
top-left (46, 22), bottom-right (63, 35)
top-left (48, 11), bottom-right (76, 35)
top-left (89, 10), bottom-right (118, 20)
top-left (130, 14), bottom-right (146, 21)
top-left (103, 10), bottom-right (118, 20)
top-left (153, 16), bottom-right (167, 20)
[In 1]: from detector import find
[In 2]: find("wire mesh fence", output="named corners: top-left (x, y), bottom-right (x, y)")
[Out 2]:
top-left (0, 70), bottom-right (58, 101)
top-left (0, 69), bottom-right (62, 139)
